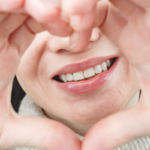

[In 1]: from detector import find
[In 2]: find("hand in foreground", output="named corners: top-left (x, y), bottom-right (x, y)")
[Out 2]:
top-left (0, 0), bottom-right (81, 149)
top-left (78, 0), bottom-right (150, 150)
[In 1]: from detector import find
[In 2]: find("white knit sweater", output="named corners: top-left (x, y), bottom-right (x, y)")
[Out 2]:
top-left (9, 95), bottom-right (150, 150)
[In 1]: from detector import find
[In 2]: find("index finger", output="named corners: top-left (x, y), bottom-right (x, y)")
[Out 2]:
top-left (62, 0), bottom-right (98, 15)
top-left (82, 104), bottom-right (150, 150)
top-left (3, 116), bottom-right (81, 150)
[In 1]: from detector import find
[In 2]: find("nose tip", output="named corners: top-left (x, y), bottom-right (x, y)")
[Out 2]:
top-left (49, 28), bottom-right (101, 53)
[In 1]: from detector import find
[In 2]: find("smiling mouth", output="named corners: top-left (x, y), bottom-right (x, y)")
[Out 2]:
top-left (53, 57), bottom-right (116, 83)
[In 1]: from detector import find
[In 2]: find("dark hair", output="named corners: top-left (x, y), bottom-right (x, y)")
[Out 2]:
top-left (11, 76), bottom-right (26, 112)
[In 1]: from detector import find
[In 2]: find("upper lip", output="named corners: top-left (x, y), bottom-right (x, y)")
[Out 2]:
top-left (52, 55), bottom-right (118, 79)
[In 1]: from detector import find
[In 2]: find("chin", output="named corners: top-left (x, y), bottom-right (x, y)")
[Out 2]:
top-left (44, 80), bottom-right (136, 126)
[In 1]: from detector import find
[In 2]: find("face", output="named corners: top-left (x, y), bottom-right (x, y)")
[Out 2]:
top-left (17, 28), bottom-right (140, 135)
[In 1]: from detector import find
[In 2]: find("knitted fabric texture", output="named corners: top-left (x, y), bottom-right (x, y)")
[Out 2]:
top-left (8, 95), bottom-right (150, 150)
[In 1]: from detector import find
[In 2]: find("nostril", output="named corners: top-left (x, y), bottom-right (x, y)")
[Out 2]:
top-left (48, 36), bottom-right (70, 53)
top-left (57, 49), bottom-right (71, 54)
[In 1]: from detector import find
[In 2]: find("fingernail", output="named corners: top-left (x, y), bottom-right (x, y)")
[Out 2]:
top-left (70, 32), bottom-right (79, 48)
top-left (90, 28), bottom-right (101, 42)
top-left (61, 11), bottom-right (69, 22)
top-left (70, 32), bottom-right (78, 43)
top-left (70, 43), bottom-right (77, 49)
top-left (67, 26), bottom-right (73, 32)
top-left (70, 15), bottom-right (81, 26)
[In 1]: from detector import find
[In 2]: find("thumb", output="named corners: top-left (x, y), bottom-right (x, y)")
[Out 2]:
top-left (82, 104), bottom-right (150, 150)
top-left (2, 115), bottom-right (81, 150)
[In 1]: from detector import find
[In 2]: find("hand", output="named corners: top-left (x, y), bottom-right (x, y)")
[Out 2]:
top-left (77, 0), bottom-right (150, 150)
top-left (0, 1), bottom-right (81, 149)
top-left (60, 0), bottom-right (99, 52)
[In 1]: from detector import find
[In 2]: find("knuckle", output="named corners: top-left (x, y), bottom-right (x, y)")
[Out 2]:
top-left (40, 121), bottom-right (64, 149)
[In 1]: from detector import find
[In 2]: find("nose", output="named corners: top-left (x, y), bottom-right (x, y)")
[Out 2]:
top-left (49, 28), bottom-right (101, 53)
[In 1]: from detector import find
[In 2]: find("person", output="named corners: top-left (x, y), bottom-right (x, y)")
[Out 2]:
top-left (1, 0), bottom-right (150, 150)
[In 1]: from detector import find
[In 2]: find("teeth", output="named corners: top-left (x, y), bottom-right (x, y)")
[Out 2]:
top-left (84, 68), bottom-right (95, 78)
top-left (94, 65), bottom-right (102, 74)
top-left (73, 71), bottom-right (84, 81)
top-left (101, 62), bottom-right (107, 71)
top-left (106, 60), bottom-right (111, 67)
top-left (58, 59), bottom-right (113, 82)
top-left (59, 74), bottom-right (67, 82)
top-left (66, 73), bottom-right (74, 82)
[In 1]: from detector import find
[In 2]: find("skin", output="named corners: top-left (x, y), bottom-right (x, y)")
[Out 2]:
top-left (0, 0), bottom-right (150, 150)
top-left (0, 0), bottom-right (81, 149)
top-left (17, 30), bottom-right (140, 136)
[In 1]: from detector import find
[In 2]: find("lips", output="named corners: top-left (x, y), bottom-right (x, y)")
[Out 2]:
top-left (52, 56), bottom-right (119, 94)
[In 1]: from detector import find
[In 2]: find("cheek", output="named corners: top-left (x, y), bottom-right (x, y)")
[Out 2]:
top-left (66, 62), bottom-right (139, 124)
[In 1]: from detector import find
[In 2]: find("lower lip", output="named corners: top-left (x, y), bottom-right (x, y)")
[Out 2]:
top-left (54, 58), bottom-right (119, 95)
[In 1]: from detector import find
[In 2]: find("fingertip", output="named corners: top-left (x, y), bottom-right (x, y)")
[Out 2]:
top-left (70, 12), bottom-right (95, 32)
top-left (40, 120), bottom-right (81, 150)
top-left (62, 0), bottom-right (98, 15)
top-left (69, 29), bottom-right (92, 52)
top-left (36, 8), bottom-right (60, 23)
top-left (25, 0), bottom-right (60, 23)
top-left (82, 121), bottom-right (103, 150)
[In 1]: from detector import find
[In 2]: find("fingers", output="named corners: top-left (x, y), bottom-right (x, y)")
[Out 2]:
top-left (61, 0), bottom-right (99, 49)
top-left (67, 0), bottom-right (108, 53)
top-left (96, 1), bottom-right (127, 45)
top-left (43, 18), bottom-right (73, 37)
top-left (10, 17), bottom-right (45, 55)
top-left (2, 116), bottom-right (81, 150)
top-left (70, 11), bottom-right (95, 31)
top-left (0, 80), bottom-right (80, 150)
top-left (0, 0), bottom-right (23, 11)
top-left (70, 29), bottom-right (92, 52)
top-left (99, 1), bottom-right (150, 67)
top-left (25, 17), bottom-right (45, 34)
top-left (0, 83), bottom-right (81, 150)
top-left (0, 13), bottom-right (27, 48)
top-left (68, 0), bottom-right (107, 53)
top-left (0, 13), bottom-right (28, 82)
top-left (24, 0), bottom-right (73, 37)
top-left (62, 0), bottom-right (98, 15)
top-left (82, 106), bottom-right (150, 150)
top-left (0, 16), bottom-right (43, 87)
top-left (24, 0), bottom-right (60, 23)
